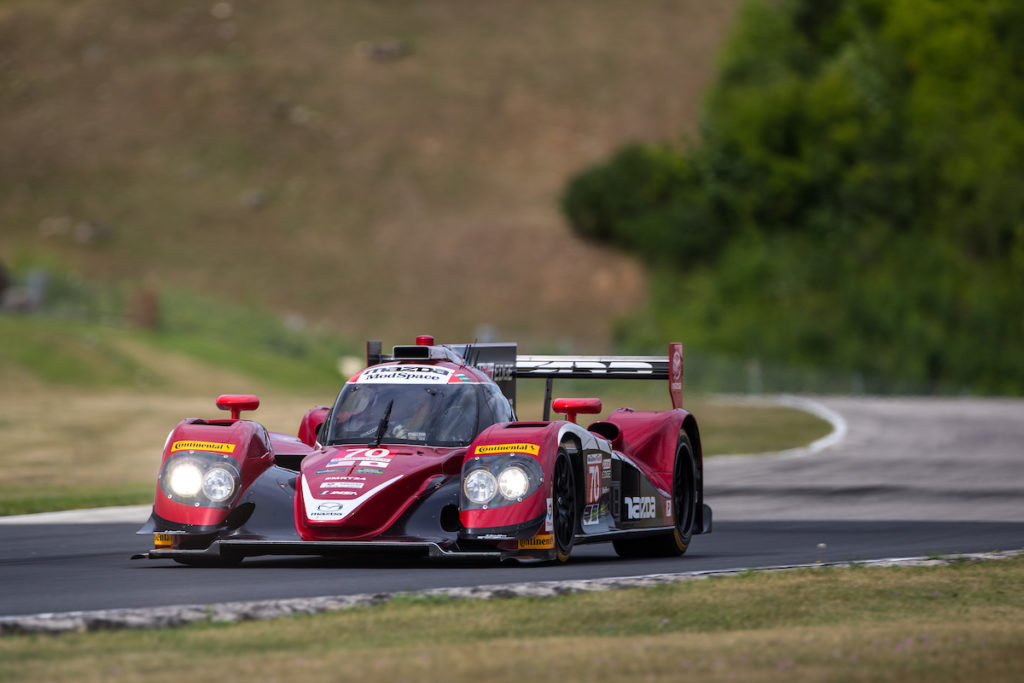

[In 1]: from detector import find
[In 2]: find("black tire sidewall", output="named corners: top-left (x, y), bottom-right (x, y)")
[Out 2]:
top-left (553, 448), bottom-right (576, 562)
top-left (672, 434), bottom-right (697, 552)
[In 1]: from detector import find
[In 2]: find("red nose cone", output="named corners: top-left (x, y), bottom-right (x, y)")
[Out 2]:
top-left (415, 335), bottom-right (435, 346)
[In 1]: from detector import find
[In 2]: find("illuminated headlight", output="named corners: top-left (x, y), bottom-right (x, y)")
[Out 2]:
top-left (464, 469), bottom-right (497, 504)
top-left (202, 467), bottom-right (236, 502)
top-left (167, 461), bottom-right (203, 498)
top-left (497, 466), bottom-right (530, 500)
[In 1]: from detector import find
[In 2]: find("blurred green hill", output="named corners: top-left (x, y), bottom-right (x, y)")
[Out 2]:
top-left (563, 0), bottom-right (1024, 394)
top-left (0, 0), bottom-right (741, 350)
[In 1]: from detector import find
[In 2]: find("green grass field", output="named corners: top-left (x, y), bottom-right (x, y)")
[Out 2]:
top-left (2, 556), bottom-right (1022, 681)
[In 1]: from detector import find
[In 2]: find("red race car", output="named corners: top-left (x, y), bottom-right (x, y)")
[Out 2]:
top-left (135, 336), bottom-right (711, 565)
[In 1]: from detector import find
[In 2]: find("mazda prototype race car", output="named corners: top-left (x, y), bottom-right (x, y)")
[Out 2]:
top-left (135, 336), bottom-right (712, 565)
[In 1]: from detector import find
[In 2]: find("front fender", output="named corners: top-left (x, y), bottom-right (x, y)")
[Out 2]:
top-left (458, 421), bottom-right (596, 537)
top-left (151, 418), bottom-right (274, 530)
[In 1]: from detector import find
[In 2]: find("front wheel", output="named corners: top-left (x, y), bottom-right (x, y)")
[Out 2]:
top-left (552, 448), bottom-right (577, 563)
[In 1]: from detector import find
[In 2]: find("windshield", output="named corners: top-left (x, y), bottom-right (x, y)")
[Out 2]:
top-left (325, 382), bottom-right (513, 447)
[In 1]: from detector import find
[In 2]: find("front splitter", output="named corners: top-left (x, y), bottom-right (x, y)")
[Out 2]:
top-left (133, 538), bottom-right (506, 562)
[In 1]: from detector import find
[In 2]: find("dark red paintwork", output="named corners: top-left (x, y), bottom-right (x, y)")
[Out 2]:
top-left (295, 445), bottom-right (464, 540)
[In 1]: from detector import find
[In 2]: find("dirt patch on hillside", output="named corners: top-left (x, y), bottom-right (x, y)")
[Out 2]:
top-left (0, 0), bottom-right (741, 348)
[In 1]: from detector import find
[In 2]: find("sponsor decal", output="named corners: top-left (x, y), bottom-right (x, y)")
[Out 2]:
top-left (328, 459), bottom-right (391, 469)
top-left (321, 481), bottom-right (365, 489)
top-left (474, 443), bottom-right (540, 456)
top-left (355, 365), bottom-right (453, 384)
top-left (170, 440), bottom-right (234, 454)
top-left (303, 474), bottom-right (403, 521)
top-left (356, 468), bottom-right (385, 475)
top-left (322, 490), bottom-right (358, 496)
top-left (343, 448), bottom-right (392, 459)
top-left (327, 448), bottom-right (393, 469)
top-left (625, 496), bottom-right (656, 520)
top-left (518, 360), bottom-right (654, 375)
top-left (518, 534), bottom-right (554, 550)
top-left (582, 503), bottom-right (600, 526)
top-left (665, 499), bottom-right (672, 519)
top-left (324, 475), bottom-right (365, 481)
top-left (545, 497), bottom-right (553, 531)
top-left (586, 461), bottom-right (602, 504)
top-left (453, 373), bottom-right (471, 383)
top-left (478, 534), bottom-right (514, 540)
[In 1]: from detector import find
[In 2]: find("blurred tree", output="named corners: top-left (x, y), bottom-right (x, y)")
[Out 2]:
top-left (562, 0), bottom-right (1024, 394)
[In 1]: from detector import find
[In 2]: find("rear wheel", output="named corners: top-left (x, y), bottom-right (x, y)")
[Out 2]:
top-left (552, 448), bottom-right (577, 563)
top-left (613, 433), bottom-right (697, 558)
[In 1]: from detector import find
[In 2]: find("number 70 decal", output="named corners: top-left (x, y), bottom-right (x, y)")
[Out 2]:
top-left (586, 463), bottom-right (601, 504)
top-left (343, 448), bottom-right (391, 459)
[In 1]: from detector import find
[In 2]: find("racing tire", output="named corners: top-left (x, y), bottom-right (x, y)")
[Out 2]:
top-left (613, 433), bottom-right (698, 558)
top-left (552, 448), bottom-right (578, 563)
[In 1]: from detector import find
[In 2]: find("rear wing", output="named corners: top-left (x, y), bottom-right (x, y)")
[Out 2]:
top-left (366, 340), bottom-right (684, 418)
top-left (514, 344), bottom-right (684, 418)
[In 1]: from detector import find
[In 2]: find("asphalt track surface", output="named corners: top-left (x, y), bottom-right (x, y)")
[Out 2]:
top-left (2, 396), bottom-right (1022, 619)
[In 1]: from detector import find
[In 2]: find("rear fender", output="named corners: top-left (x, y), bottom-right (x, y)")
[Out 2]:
top-left (602, 408), bottom-right (709, 534)
top-left (602, 408), bottom-right (692, 491)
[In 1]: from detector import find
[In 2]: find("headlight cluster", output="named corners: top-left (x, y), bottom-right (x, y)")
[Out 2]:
top-left (462, 454), bottom-right (543, 508)
top-left (160, 452), bottom-right (240, 507)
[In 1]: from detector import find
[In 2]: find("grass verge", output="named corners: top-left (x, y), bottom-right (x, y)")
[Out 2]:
top-left (1, 557), bottom-right (1022, 681)
top-left (0, 313), bottom-right (832, 515)
top-left (0, 388), bottom-right (830, 515)
top-left (0, 483), bottom-right (154, 517)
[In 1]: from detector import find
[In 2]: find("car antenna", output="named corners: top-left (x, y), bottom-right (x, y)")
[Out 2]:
top-left (371, 400), bottom-right (394, 447)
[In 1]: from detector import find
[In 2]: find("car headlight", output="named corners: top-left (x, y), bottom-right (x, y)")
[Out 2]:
top-left (202, 467), bottom-right (236, 502)
top-left (464, 469), bottom-right (497, 504)
top-left (160, 452), bottom-right (241, 507)
top-left (460, 452), bottom-right (544, 510)
top-left (167, 461), bottom-right (203, 498)
top-left (497, 466), bottom-right (530, 500)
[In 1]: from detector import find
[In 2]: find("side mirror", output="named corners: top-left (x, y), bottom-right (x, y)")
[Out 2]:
top-left (216, 394), bottom-right (260, 421)
top-left (551, 397), bottom-right (602, 424)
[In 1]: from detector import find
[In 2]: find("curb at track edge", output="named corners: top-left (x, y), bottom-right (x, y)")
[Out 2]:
top-left (2, 548), bottom-right (1020, 636)
top-left (704, 394), bottom-right (849, 462)
top-left (774, 395), bottom-right (849, 458)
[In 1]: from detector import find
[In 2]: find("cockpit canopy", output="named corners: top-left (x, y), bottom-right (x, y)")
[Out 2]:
top-left (325, 381), bottom-right (514, 447)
